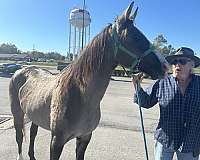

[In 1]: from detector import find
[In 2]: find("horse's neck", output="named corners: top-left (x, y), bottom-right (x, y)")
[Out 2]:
top-left (75, 35), bottom-right (116, 100)
top-left (80, 51), bottom-right (114, 89)
top-left (89, 63), bottom-right (114, 94)
top-left (61, 26), bottom-right (117, 101)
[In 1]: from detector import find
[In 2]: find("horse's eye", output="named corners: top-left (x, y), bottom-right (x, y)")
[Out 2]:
top-left (129, 19), bottom-right (133, 24)
top-left (134, 36), bottom-right (140, 42)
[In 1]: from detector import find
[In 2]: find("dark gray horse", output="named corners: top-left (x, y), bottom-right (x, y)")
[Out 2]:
top-left (9, 2), bottom-right (168, 160)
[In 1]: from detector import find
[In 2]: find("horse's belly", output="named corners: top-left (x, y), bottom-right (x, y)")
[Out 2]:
top-left (26, 105), bottom-right (51, 130)
top-left (19, 80), bottom-right (53, 130)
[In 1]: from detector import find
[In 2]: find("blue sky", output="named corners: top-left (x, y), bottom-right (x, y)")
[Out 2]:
top-left (0, 0), bottom-right (200, 56)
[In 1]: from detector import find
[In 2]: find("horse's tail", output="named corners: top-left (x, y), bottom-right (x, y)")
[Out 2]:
top-left (9, 73), bottom-right (26, 140)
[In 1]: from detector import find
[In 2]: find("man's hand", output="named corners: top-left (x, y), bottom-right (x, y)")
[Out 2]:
top-left (132, 73), bottom-right (144, 89)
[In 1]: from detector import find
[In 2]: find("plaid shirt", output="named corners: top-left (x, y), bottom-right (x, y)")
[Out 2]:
top-left (135, 74), bottom-right (200, 152)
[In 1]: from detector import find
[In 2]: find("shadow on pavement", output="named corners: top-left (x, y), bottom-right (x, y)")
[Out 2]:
top-left (110, 77), bottom-right (131, 82)
top-left (111, 78), bottom-right (131, 83)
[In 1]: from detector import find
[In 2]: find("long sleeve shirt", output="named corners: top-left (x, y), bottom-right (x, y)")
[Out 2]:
top-left (135, 74), bottom-right (200, 152)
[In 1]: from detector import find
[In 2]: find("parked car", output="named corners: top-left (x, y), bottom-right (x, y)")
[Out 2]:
top-left (0, 63), bottom-right (22, 73)
top-left (57, 62), bottom-right (71, 71)
top-left (0, 64), bottom-right (4, 72)
top-left (112, 65), bottom-right (133, 77)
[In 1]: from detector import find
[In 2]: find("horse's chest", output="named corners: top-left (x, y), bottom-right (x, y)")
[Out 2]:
top-left (81, 107), bottom-right (100, 130)
top-left (64, 104), bottom-right (101, 137)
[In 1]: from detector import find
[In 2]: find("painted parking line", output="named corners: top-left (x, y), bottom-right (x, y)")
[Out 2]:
top-left (0, 115), bottom-right (13, 130)
top-left (0, 115), bottom-right (30, 130)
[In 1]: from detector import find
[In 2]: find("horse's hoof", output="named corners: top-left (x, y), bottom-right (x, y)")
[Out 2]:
top-left (17, 153), bottom-right (24, 160)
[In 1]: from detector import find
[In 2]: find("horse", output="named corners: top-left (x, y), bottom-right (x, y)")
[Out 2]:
top-left (9, 2), bottom-right (169, 160)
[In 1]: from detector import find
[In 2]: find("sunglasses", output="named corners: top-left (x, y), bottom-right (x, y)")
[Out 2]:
top-left (171, 58), bottom-right (191, 65)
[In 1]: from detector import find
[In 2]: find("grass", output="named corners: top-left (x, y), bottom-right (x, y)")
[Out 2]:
top-left (30, 61), bottom-right (57, 66)
top-left (193, 67), bottom-right (200, 74)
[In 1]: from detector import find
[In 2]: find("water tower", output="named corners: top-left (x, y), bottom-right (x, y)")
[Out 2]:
top-left (68, 8), bottom-right (91, 60)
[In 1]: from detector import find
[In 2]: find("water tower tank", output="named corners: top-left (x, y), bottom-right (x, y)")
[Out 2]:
top-left (69, 8), bottom-right (91, 28)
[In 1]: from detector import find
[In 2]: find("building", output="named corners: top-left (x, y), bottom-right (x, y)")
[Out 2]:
top-left (0, 54), bottom-right (32, 61)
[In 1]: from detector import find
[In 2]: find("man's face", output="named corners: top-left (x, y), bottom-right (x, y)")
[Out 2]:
top-left (171, 57), bottom-right (194, 80)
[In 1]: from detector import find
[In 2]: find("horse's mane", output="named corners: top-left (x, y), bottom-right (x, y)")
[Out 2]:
top-left (59, 24), bottom-right (115, 94)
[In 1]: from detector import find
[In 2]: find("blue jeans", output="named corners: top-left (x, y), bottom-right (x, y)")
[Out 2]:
top-left (154, 140), bottom-right (199, 160)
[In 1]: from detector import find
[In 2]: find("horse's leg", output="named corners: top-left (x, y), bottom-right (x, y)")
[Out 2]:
top-left (10, 78), bottom-right (25, 160)
top-left (13, 114), bottom-right (24, 160)
top-left (50, 132), bottom-right (65, 160)
top-left (76, 133), bottom-right (92, 160)
top-left (28, 122), bottom-right (38, 160)
top-left (12, 102), bottom-right (24, 160)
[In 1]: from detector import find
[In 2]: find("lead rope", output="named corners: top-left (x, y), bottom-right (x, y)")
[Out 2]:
top-left (121, 66), bottom-right (149, 160)
top-left (135, 80), bottom-right (149, 160)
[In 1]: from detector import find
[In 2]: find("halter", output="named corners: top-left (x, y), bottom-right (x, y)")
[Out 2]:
top-left (111, 24), bottom-right (155, 70)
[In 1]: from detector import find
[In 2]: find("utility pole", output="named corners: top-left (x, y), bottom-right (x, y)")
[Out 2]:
top-left (32, 44), bottom-right (36, 61)
top-left (81, 0), bottom-right (86, 50)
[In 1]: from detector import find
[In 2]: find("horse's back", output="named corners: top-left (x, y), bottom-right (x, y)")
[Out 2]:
top-left (10, 66), bottom-right (58, 130)
top-left (10, 66), bottom-right (53, 92)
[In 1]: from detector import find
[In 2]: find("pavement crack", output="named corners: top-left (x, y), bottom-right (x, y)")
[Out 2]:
top-left (99, 120), bottom-right (154, 133)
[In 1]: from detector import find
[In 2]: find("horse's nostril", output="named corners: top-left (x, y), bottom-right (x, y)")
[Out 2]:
top-left (163, 63), bottom-right (169, 72)
top-left (162, 63), bottom-right (169, 78)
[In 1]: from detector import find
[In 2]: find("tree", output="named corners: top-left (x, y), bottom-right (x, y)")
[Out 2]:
top-left (167, 45), bottom-right (176, 55)
top-left (0, 43), bottom-right (21, 54)
top-left (46, 52), bottom-right (65, 60)
top-left (153, 34), bottom-right (167, 51)
top-left (30, 51), bottom-right (45, 60)
top-left (153, 35), bottom-right (176, 56)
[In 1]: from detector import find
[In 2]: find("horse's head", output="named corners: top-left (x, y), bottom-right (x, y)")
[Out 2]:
top-left (111, 2), bottom-right (169, 79)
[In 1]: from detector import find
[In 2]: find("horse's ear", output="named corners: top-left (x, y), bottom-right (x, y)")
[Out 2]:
top-left (130, 7), bottom-right (138, 21)
top-left (124, 1), bottom-right (134, 20)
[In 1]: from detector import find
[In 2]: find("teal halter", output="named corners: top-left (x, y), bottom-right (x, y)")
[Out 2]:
top-left (111, 24), bottom-right (155, 70)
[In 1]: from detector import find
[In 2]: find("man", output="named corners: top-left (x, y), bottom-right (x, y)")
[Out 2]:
top-left (133, 47), bottom-right (200, 160)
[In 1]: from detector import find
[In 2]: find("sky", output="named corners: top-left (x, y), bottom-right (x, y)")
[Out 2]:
top-left (0, 0), bottom-right (200, 56)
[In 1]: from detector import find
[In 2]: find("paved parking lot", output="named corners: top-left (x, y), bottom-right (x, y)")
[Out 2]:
top-left (0, 72), bottom-right (160, 160)
top-left (0, 72), bottom-right (12, 115)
